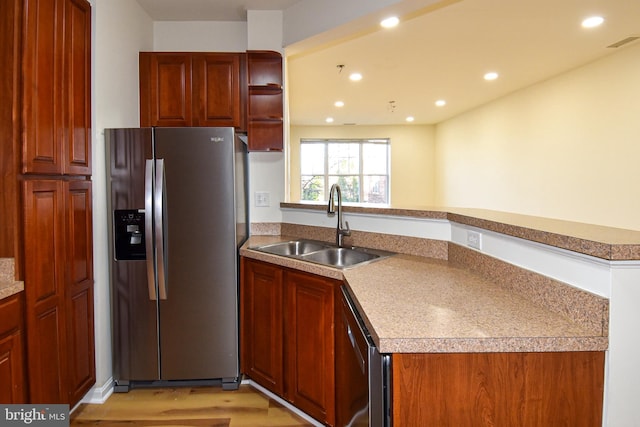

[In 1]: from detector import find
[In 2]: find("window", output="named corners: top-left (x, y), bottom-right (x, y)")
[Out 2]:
top-left (300, 138), bottom-right (390, 204)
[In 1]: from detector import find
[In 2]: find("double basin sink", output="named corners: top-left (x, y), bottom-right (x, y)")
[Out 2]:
top-left (251, 239), bottom-right (395, 269)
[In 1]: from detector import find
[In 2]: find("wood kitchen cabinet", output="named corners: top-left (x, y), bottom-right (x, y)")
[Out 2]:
top-left (22, 0), bottom-right (92, 176)
top-left (284, 270), bottom-right (337, 425)
top-left (1, 0), bottom-right (94, 406)
top-left (140, 52), bottom-right (244, 128)
top-left (393, 351), bottom-right (605, 426)
top-left (241, 257), bottom-right (339, 426)
top-left (240, 258), bottom-right (284, 395)
top-left (22, 179), bottom-right (95, 405)
top-left (139, 51), bottom-right (283, 151)
top-left (0, 293), bottom-right (27, 403)
top-left (246, 51), bottom-right (283, 151)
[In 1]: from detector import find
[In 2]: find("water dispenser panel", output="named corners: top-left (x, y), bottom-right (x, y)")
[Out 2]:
top-left (114, 209), bottom-right (146, 260)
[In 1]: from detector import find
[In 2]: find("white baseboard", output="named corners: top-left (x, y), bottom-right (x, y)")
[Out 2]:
top-left (80, 377), bottom-right (115, 405)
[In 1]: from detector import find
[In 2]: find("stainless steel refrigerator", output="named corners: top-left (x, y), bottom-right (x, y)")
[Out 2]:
top-left (105, 127), bottom-right (248, 391)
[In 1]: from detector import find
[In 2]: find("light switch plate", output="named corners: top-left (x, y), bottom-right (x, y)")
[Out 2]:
top-left (255, 191), bottom-right (270, 207)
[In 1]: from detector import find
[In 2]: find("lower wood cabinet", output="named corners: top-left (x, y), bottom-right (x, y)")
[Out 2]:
top-left (240, 258), bottom-right (284, 395)
top-left (22, 179), bottom-right (95, 405)
top-left (0, 292), bottom-right (27, 403)
top-left (393, 351), bottom-right (605, 426)
top-left (241, 257), bottom-right (339, 426)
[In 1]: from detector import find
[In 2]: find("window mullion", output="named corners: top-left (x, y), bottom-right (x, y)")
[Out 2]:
top-left (324, 142), bottom-right (329, 201)
top-left (359, 142), bottom-right (364, 202)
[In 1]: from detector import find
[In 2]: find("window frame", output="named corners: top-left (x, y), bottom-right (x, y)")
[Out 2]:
top-left (300, 138), bottom-right (390, 204)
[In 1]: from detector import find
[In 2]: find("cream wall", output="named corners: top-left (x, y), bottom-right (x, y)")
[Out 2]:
top-left (435, 43), bottom-right (640, 231)
top-left (289, 124), bottom-right (436, 206)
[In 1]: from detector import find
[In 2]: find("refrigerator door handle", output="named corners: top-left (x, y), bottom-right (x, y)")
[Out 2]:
top-left (155, 158), bottom-right (168, 300)
top-left (144, 159), bottom-right (157, 300)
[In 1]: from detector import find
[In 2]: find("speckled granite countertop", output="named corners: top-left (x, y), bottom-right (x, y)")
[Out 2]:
top-left (0, 258), bottom-right (24, 300)
top-left (281, 203), bottom-right (640, 260)
top-left (240, 236), bottom-right (607, 354)
top-left (342, 255), bottom-right (606, 353)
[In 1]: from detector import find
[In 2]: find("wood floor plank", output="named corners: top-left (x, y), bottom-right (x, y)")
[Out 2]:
top-left (71, 385), bottom-right (313, 427)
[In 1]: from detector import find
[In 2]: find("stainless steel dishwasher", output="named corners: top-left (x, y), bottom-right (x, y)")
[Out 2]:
top-left (336, 285), bottom-right (392, 427)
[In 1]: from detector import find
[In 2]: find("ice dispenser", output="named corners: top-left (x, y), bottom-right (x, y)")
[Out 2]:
top-left (114, 209), bottom-right (146, 260)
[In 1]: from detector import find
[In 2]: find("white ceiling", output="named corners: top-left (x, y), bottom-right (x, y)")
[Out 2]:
top-left (136, 0), bottom-right (640, 126)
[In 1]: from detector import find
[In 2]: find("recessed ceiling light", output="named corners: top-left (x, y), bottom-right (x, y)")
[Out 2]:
top-left (582, 16), bottom-right (604, 28)
top-left (349, 72), bottom-right (363, 81)
top-left (334, 101), bottom-right (345, 107)
top-left (325, 117), bottom-right (334, 123)
top-left (435, 99), bottom-right (446, 107)
top-left (380, 16), bottom-right (399, 28)
top-left (484, 72), bottom-right (499, 81)
top-left (405, 116), bottom-right (415, 122)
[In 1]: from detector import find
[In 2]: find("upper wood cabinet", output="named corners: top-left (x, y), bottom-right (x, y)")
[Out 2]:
top-left (140, 52), bottom-right (244, 129)
top-left (140, 53), bottom-right (192, 127)
top-left (21, 0), bottom-right (92, 176)
top-left (139, 50), bottom-right (283, 151)
top-left (193, 54), bottom-right (245, 128)
top-left (246, 51), bottom-right (283, 152)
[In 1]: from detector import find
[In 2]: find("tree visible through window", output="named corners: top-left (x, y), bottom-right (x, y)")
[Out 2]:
top-left (300, 138), bottom-right (390, 204)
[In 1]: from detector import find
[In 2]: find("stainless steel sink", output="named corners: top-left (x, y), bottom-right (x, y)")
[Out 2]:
top-left (300, 247), bottom-right (380, 268)
top-left (253, 240), bottom-right (330, 256)
top-left (252, 239), bottom-right (395, 269)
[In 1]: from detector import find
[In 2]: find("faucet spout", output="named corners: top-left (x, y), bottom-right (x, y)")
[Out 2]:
top-left (327, 184), bottom-right (351, 247)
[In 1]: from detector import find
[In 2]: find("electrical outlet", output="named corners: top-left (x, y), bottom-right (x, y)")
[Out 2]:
top-left (467, 230), bottom-right (482, 250)
top-left (255, 191), bottom-right (270, 207)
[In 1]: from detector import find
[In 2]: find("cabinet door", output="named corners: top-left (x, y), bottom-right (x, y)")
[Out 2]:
top-left (22, 0), bottom-right (65, 174)
top-left (22, 180), bottom-right (68, 403)
top-left (62, 0), bottom-right (91, 175)
top-left (284, 270), bottom-right (336, 425)
top-left (23, 179), bottom-right (95, 405)
top-left (192, 53), bottom-right (243, 128)
top-left (0, 294), bottom-right (27, 403)
top-left (140, 53), bottom-right (193, 127)
top-left (241, 258), bottom-right (284, 395)
top-left (22, 0), bottom-right (91, 175)
top-left (393, 352), bottom-right (605, 427)
top-left (65, 180), bottom-right (95, 405)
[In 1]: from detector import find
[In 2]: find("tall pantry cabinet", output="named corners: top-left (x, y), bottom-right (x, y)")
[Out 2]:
top-left (6, 0), bottom-right (95, 405)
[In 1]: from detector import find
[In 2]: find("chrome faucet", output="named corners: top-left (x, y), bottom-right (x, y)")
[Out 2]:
top-left (327, 184), bottom-right (351, 247)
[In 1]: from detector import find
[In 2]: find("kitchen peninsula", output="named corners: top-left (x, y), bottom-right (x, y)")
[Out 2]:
top-left (241, 204), bottom-right (639, 426)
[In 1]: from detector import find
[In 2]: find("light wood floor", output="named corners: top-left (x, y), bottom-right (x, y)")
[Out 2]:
top-left (70, 385), bottom-right (314, 426)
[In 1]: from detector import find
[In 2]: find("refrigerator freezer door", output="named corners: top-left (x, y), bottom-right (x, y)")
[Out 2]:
top-left (107, 128), bottom-right (160, 382)
top-left (154, 127), bottom-right (241, 381)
